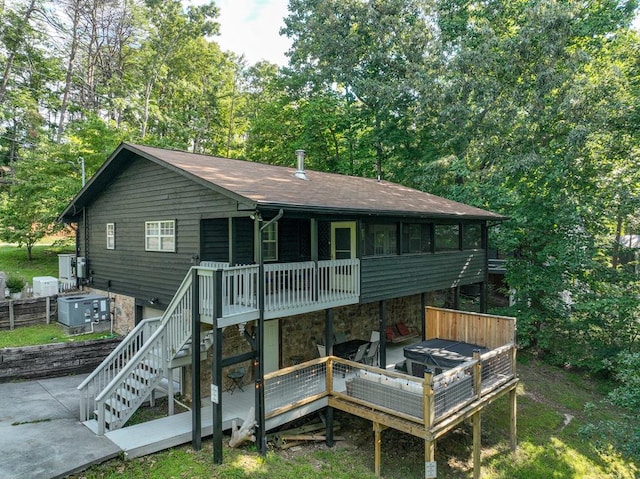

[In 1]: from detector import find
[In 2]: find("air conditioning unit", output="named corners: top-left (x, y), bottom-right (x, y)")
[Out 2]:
top-left (57, 294), bottom-right (110, 327)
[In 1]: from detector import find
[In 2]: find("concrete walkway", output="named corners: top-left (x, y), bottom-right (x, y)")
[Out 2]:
top-left (0, 374), bottom-right (121, 479)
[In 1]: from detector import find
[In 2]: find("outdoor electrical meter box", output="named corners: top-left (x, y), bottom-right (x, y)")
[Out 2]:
top-left (58, 254), bottom-right (76, 282)
top-left (57, 294), bottom-right (110, 327)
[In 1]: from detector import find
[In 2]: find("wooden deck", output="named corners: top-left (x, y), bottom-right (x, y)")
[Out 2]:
top-left (84, 344), bottom-right (410, 458)
top-left (85, 307), bottom-right (517, 479)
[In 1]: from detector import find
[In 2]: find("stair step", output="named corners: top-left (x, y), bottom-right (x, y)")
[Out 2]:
top-left (124, 377), bottom-right (147, 395)
top-left (115, 387), bottom-right (138, 407)
top-left (132, 368), bottom-right (155, 384)
top-left (105, 397), bottom-right (129, 416)
top-left (96, 408), bottom-right (120, 431)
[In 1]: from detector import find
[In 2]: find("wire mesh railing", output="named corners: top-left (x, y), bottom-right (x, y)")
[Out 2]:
top-left (480, 344), bottom-right (515, 393)
top-left (433, 361), bottom-right (476, 421)
top-left (263, 346), bottom-right (516, 430)
top-left (265, 360), bottom-right (328, 416)
top-left (337, 361), bottom-right (426, 422)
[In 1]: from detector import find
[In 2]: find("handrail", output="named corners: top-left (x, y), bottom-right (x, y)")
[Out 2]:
top-left (95, 325), bottom-right (166, 402)
top-left (94, 326), bottom-right (167, 433)
top-left (77, 317), bottom-right (161, 421)
top-left (77, 317), bottom-right (161, 391)
top-left (80, 268), bottom-right (195, 428)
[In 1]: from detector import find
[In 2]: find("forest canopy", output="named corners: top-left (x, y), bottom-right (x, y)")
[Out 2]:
top-left (0, 0), bottom-right (639, 376)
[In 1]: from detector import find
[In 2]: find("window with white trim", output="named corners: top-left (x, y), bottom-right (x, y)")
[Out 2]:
top-left (106, 223), bottom-right (115, 250)
top-left (145, 220), bottom-right (175, 252)
top-left (364, 223), bottom-right (397, 256)
top-left (262, 221), bottom-right (278, 261)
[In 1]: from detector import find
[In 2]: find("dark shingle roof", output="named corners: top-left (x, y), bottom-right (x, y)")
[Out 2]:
top-left (61, 143), bottom-right (507, 221)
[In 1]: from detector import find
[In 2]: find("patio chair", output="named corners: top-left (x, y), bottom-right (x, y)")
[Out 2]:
top-left (369, 330), bottom-right (380, 343)
top-left (350, 343), bottom-right (369, 363)
top-left (226, 367), bottom-right (246, 395)
top-left (334, 331), bottom-right (347, 344)
top-left (317, 344), bottom-right (326, 357)
top-left (363, 341), bottom-right (379, 366)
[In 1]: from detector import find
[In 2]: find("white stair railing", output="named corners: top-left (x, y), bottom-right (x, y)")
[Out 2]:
top-left (78, 317), bottom-right (161, 422)
top-left (80, 268), bottom-right (197, 434)
top-left (94, 326), bottom-right (168, 434)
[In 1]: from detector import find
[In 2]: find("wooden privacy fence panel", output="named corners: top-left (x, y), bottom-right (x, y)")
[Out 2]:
top-left (0, 297), bottom-right (58, 330)
top-left (425, 306), bottom-right (516, 349)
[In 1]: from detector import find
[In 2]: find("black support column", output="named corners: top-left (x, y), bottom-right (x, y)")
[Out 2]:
top-left (211, 270), bottom-right (223, 464)
top-left (191, 268), bottom-right (201, 451)
top-left (378, 300), bottom-right (386, 368)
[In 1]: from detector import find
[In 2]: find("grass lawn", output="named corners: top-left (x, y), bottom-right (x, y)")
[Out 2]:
top-left (0, 323), bottom-right (116, 348)
top-left (68, 354), bottom-right (639, 479)
top-left (0, 243), bottom-right (74, 284)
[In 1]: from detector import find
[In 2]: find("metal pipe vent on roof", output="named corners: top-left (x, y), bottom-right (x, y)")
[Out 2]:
top-left (294, 149), bottom-right (308, 180)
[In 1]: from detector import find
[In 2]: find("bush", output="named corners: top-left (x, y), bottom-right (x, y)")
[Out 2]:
top-left (5, 275), bottom-right (25, 293)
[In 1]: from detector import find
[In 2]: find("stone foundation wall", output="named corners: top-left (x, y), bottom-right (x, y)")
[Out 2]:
top-left (88, 288), bottom-right (136, 335)
top-left (187, 296), bottom-right (424, 402)
top-left (280, 294), bottom-right (425, 365)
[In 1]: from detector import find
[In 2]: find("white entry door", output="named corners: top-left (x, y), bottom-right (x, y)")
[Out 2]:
top-left (331, 222), bottom-right (356, 291)
top-left (264, 319), bottom-right (279, 373)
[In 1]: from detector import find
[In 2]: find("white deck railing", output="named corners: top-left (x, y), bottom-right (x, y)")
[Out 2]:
top-left (198, 259), bottom-right (360, 323)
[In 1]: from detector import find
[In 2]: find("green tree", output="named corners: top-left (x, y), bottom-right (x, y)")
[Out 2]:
top-left (282, 0), bottom-right (433, 180)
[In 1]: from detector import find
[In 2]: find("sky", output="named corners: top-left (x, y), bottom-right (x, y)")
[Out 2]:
top-left (208, 1), bottom-right (639, 67)
top-left (212, 0), bottom-right (292, 66)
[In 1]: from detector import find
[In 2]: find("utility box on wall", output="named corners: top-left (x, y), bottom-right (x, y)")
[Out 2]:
top-left (57, 294), bottom-right (110, 327)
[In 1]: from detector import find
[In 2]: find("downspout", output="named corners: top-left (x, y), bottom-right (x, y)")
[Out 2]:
top-left (255, 208), bottom-right (283, 454)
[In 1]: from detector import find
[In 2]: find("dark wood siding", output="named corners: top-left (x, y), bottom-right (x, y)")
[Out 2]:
top-left (360, 250), bottom-right (487, 303)
top-left (232, 217), bottom-right (254, 265)
top-left (80, 156), bottom-right (241, 305)
top-left (278, 218), bottom-right (311, 262)
top-left (201, 219), bottom-right (229, 262)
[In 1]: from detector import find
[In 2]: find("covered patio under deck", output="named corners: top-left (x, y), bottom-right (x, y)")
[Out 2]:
top-left (94, 307), bottom-right (516, 479)
top-left (185, 307), bottom-right (518, 478)
top-left (101, 342), bottom-right (410, 459)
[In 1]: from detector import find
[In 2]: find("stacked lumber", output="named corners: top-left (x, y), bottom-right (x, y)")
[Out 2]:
top-left (268, 419), bottom-right (344, 449)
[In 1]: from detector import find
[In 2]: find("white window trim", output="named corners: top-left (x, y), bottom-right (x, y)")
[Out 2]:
top-left (145, 220), bottom-right (176, 252)
top-left (106, 223), bottom-right (115, 250)
top-left (262, 221), bottom-right (278, 262)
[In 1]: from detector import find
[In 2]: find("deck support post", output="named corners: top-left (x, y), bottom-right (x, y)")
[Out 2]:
top-left (452, 286), bottom-right (460, 310)
top-left (509, 387), bottom-right (517, 451)
top-left (423, 369), bottom-right (436, 478)
top-left (373, 422), bottom-right (386, 478)
top-left (480, 281), bottom-right (488, 313)
top-left (472, 411), bottom-right (482, 479)
top-left (325, 308), bottom-right (334, 355)
top-left (421, 293), bottom-right (427, 340)
top-left (425, 438), bottom-right (435, 478)
top-left (325, 406), bottom-right (335, 447)
top-left (378, 300), bottom-right (386, 368)
top-left (213, 270), bottom-right (225, 463)
top-left (191, 268), bottom-right (202, 451)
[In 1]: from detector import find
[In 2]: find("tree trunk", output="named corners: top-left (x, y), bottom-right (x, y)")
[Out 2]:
top-left (0, 0), bottom-right (38, 105)
top-left (612, 212), bottom-right (623, 269)
top-left (56, 0), bottom-right (81, 143)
